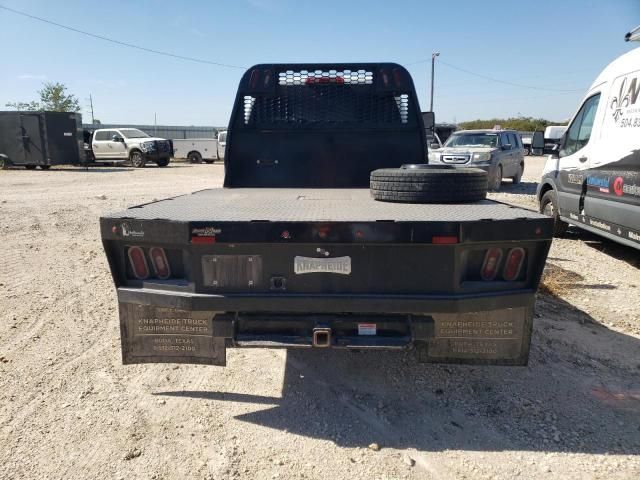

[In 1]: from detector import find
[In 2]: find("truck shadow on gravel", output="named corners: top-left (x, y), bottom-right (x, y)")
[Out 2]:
top-left (498, 181), bottom-right (538, 196)
top-left (162, 296), bottom-right (640, 456)
top-left (563, 229), bottom-right (640, 268)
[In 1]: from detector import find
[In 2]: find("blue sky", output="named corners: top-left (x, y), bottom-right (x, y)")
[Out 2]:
top-left (0, 0), bottom-right (638, 126)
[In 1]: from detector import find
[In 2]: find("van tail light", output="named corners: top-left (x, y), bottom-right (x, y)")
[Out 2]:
top-left (481, 248), bottom-right (503, 281)
top-left (128, 246), bottom-right (149, 280)
top-left (149, 247), bottom-right (171, 280)
top-left (503, 248), bottom-right (525, 281)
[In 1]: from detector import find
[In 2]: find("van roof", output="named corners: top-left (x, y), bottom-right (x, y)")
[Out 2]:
top-left (589, 46), bottom-right (640, 91)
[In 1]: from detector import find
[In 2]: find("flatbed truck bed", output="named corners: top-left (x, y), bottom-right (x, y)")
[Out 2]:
top-left (104, 188), bottom-right (543, 223)
top-left (101, 62), bottom-right (553, 368)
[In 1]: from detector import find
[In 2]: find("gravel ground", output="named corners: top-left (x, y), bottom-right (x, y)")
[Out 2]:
top-left (1, 159), bottom-right (639, 480)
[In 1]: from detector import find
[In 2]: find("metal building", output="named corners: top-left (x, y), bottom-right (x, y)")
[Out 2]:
top-left (82, 123), bottom-right (221, 139)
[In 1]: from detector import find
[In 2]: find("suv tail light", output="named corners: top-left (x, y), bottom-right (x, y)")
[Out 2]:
top-left (503, 248), bottom-right (525, 281)
top-left (128, 246), bottom-right (149, 280)
top-left (149, 247), bottom-right (171, 279)
top-left (481, 248), bottom-right (503, 281)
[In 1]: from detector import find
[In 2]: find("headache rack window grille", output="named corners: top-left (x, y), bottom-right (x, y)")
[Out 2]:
top-left (278, 69), bottom-right (374, 85)
top-left (242, 86), bottom-right (412, 128)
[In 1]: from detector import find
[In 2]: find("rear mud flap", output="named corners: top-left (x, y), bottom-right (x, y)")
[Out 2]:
top-left (119, 303), bottom-right (226, 366)
top-left (417, 307), bottom-right (532, 366)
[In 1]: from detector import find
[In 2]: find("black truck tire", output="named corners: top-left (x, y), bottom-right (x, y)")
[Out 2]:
top-left (540, 189), bottom-right (568, 237)
top-left (188, 151), bottom-right (202, 164)
top-left (0, 156), bottom-right (9, 170)
top-left (25, 165), bottom-right (37, 170)
top-left (130, 150), bottom-right (145, 168)
top-left (156, 158), bottom-right (170, 167)
top-left (370, 167), bottom-right (488, 203)
top-left (40, 165), bottom-right (51, 170)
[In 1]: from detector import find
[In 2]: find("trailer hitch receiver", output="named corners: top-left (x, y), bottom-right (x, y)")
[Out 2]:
top-left (312, 327), bottom-right (332, 348)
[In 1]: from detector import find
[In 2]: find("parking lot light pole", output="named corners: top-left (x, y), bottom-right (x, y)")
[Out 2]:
top-left (430, 52), bottom-right (440, 112)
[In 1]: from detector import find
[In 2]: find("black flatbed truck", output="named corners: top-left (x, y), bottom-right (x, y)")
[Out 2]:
top-left (101, 63), bottom-right (553, 367)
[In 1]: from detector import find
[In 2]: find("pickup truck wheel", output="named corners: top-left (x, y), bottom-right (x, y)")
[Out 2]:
top-left (524, 147), bottom-right (530, 156)
top-left (188, 152), bottom-right (202, 164)
top-left (370, 167), bottom-right (488, 203)
top-left (40, 165), bottom-right (51, 170)
top-left (0, 156), bottom-right (9, 170)
top-left (512, 163), bottom-right (523, 184)
top-left (489, 165), bottom-right (502, 191)
top-left (540, 190), bottom-right (568, 236)
top-left (25, 165), bottom-right (37, 170)
top-left (204, 159), bottom-right (214, 164)
top-left (156, 158), bottom-right (170, 167)
top-left (130, 151), bottom-right (145, 168)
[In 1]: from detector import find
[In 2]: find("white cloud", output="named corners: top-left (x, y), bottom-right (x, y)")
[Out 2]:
top-left (18, 74), bottom-right (47, 80)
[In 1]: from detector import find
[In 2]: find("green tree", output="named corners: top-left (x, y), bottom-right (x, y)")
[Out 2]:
top-left (458, 117), bottom-right (565, 132)
top-left (5, 82), bottom-right (80, 112)
top-left (37, 82), bottom-right (81, 112)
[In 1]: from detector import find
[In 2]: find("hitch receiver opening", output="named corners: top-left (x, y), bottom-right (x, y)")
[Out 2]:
top-left (312, 327), bottom-right (332, 348)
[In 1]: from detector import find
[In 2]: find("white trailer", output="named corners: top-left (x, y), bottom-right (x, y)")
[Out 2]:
top-left (172, 138), bottom-right (218, 163)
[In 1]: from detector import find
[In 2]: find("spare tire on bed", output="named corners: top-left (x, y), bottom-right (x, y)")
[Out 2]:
top-left (370, 165), bottom-right (488, 203)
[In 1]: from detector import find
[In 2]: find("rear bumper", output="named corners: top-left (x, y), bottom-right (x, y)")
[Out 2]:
top-left (117, 287), bottom-right (536, 367)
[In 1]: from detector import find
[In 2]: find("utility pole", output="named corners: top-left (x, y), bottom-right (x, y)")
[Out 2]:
top-left (154, 113), bottom-right (157, 135)
top-left (430, 52), bottom-right (440, 112)
top-left (89, 93), bottom-right (95, 124)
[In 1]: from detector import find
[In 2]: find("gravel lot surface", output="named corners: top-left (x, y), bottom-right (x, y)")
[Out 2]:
top-left (1, 159), bottom-right (639, 480)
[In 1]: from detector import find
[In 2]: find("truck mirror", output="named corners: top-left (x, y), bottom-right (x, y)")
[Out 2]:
top-left (531, 131), bottom-right (544, 149)
top-left (112, 135), bottom-right (122, 142)
top-left (422, 111), bottom-right (435, 132)
top-left (430, 142), bottom-right (440, 149)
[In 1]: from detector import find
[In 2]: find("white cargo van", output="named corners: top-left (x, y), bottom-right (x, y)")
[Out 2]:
top-left (537, 37), bottom-right (640, 250)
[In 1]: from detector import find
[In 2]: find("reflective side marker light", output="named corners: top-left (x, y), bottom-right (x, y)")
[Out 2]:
top-left (481, 248), bottom-right (503, 281)
top-left (432, 235), bottom-right (458, 244)
top-left (128, 246), bottom-right (149, 280)
top-left (503, 248), bottom-right (525, 281)
top-left (149, 247), bottom-right (171, 280)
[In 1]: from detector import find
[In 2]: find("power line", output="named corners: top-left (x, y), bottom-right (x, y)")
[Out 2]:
top-left (405, 57), bottom-right (584, 93)
top-left (0, 4), bottom-right (246, 70)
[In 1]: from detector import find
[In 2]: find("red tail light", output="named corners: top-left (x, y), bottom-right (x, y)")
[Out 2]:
top-left (128, 246), bottom-right (149, 280)
top-left (503, 248), bottom-right (525, 281)
top-left (481, 248), bottom-right (503, 281)
top-left (305, 76), bottom-right (344, 85)
top-left (432, 235), bottom-right (458, 245)
top-left (249, 69), bottom-right (260, 89)
top-left (149, 247), bottom-right (171, 280)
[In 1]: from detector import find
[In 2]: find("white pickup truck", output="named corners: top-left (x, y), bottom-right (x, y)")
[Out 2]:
top-left (89, 128), bottom-right (173, 167)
